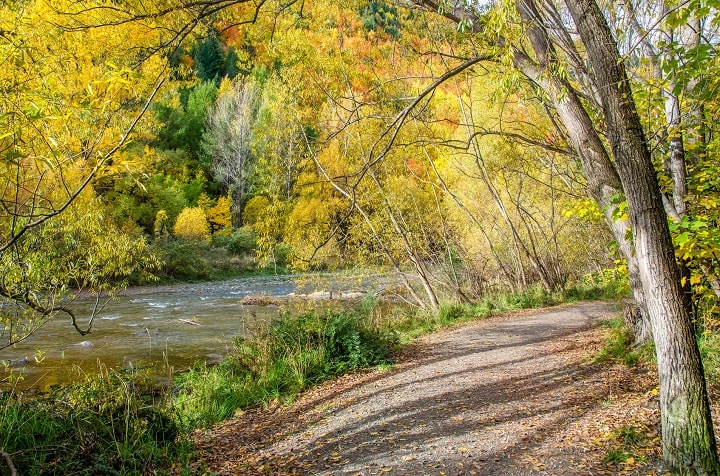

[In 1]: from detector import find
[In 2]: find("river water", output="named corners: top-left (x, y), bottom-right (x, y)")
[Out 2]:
top-left (1, 272), bottom-right (396, 391)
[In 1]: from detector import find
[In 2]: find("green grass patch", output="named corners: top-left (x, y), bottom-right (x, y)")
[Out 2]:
top-left (602, 425), bottom-right (650, 466)
top-left (0, 369), bottom-right (190, 475)
top-left (595, 317), bottom-right (654, 367)
top-left (170, 310), bottom-right (395, 428)
top-left (699, 331), bottom-right (720, 389)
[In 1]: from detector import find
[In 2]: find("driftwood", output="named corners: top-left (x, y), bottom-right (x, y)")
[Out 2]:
top-left (178, 319), bottom-right (201, 326)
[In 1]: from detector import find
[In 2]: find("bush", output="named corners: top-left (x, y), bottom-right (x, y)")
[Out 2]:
top-left (211, 227), bottom-right (257, 255)
top-left (171, 311), bottom-right (394, 428)
top-left (154, 239), bottom-right (212, 281)
top-left (564, 269), bottom-right (631, 301)
top-left (173, 207), bottom-right (210, 241)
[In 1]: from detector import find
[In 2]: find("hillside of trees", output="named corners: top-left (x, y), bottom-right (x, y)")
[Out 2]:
top-left (2, 0), bottom-right (720, 471)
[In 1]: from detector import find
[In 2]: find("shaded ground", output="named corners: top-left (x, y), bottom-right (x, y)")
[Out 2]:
top-left (192, 302), bottom-right (688, 475)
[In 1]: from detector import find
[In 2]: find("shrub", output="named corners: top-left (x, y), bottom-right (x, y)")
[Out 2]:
top-left (173, 207), bottom-right (210, 241)
top-left (206, 195), bottom-right (233, 233)
top-left (241, 195), bottom-right (270, 226)
top-left (154, 239), bottom-right (212, 280)
top-left (211, 227), bottom-right (257, 255)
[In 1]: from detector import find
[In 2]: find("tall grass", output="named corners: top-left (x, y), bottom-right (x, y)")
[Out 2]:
top-left (0, 309), bottom-right (393, 474)
top-left (0, 368), bottom-right (188, 475)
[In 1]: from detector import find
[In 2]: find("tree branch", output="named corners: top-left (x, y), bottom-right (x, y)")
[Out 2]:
top-left (0, 76), bottom-right (166, 256)
top-left (1, 451), bottom-right (16, 476)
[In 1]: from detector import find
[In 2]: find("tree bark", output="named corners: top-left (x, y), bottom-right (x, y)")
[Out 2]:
top-left (565, 0), bottom-right (719, 471)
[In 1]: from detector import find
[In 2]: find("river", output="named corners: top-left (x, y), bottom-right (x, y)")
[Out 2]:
top-left (1, 272), bottom-right (398, 391)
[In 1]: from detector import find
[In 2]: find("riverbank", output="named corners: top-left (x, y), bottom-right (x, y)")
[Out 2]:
top-left (0, 279), bottom-right (632, 475)
top-left (1, 271), bottom-right (403, 392)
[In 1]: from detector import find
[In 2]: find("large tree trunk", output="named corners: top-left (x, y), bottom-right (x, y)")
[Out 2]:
top-left (566, 0), bottom-right (719, 471)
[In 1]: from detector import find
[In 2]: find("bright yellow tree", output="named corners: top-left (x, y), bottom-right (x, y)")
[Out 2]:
top-left (173, 207), bottom-right (211, 241)
top-left (0, 0), bottom-right (166, 348)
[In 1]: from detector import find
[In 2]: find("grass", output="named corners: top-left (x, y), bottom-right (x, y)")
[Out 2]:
top-left (0, 369), bottom-right (190, 475)
top-left (171, 311), bottom-right (395, 428)
top-left (699, 330), bottom-right (720, 389)
top-left (0, 271), bottom-right (633, 475)
top-left (0, 310), bottom-right (395, 475)
top-left (595, 317), bottom-right (654, 367)
top-left (602, 425), bottom-right (650, 466)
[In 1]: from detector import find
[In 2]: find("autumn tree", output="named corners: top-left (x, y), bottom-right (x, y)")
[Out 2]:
top-left (11, 0), bottom-right (718, 469)
top-left (0, 0), bottom-right (165, 348)
top-left (203, 78), bottom-right (261, 214)
top-left (397, 0), bottom-right (719, 471)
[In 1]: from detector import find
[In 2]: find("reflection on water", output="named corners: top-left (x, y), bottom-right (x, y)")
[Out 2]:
top-left (1, 272), bottom-right (396, 390)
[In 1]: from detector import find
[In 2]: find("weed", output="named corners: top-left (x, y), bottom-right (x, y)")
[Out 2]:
top-left (615, 425), bottom-right (646, 446)
top-left (604, 449), bottom-right (633, 464)
top-left (170, 310), bottom-right (394, 429)
top-left (699, 331), bottom-right (720, 389)
top-left (0, 368), bottom-right (190, 475)
top-left (602, 425), bottom-right (649, 467)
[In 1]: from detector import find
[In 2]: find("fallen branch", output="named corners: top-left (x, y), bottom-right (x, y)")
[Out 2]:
top-left (1, 450), bottom-right (16, 476)
top-left (178, 319), bottom-right (201, 326)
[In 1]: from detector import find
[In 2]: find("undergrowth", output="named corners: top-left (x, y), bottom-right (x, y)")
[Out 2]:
top-left (595, 317), bottom-right (654, 367)
top-left (0, 369), bottom-right (189, 475)
top-left (595, 312), bottom-right (720, 389)
top-left (171, 311), bottom-right (395, 428)
top-left (699, 331), bottom-right (720, 389)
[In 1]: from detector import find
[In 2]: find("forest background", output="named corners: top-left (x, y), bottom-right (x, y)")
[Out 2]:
top-left (2, 0), bottom-right (650, 336)
top-left (2, 0), bottom-right (720, 473)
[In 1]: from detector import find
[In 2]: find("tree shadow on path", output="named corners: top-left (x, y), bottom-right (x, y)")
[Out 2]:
top-left (197, 301), bottom-right (657, 475)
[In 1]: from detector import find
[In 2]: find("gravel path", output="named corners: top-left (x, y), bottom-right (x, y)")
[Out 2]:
top-left (195, 301), bottom-right (664, 475)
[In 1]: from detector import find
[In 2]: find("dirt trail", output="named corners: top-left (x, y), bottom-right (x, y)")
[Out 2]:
top-left (193, 302), bottom-right (666, 475)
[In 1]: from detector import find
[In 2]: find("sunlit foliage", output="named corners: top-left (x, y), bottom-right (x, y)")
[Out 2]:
top-left (173, 206), bottom-right (211, 241)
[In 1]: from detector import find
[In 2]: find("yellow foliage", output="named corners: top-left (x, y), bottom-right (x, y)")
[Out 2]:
top-left (207, 195), bottom-right (233, 232)
top-left (243, 196), bottom-right (271, 225)
top-left (154, 210), bottom-right (170, 237)
top-left (197, 193), bottom-right (215, 211)
top-left (173, 207), bottom-right (210, 241)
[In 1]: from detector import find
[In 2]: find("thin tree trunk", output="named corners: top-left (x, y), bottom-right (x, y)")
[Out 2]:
top-left (368, 171), bottom-right (441, 312)
top-left (514, 0), bottom-right (652, 342)
top-left (566, 0), bottom-right (719, 471)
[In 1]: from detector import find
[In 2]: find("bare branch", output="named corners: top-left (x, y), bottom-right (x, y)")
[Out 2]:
top-left (355, 55), bottom-right (493, 188)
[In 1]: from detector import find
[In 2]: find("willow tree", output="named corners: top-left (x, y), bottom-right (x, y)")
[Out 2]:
top-left (0, 0), bottom-right (165, 348)
top-left (403, 0), bottom-right (718, 471)
top-left (0, 0), bottom-right (286, 346)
